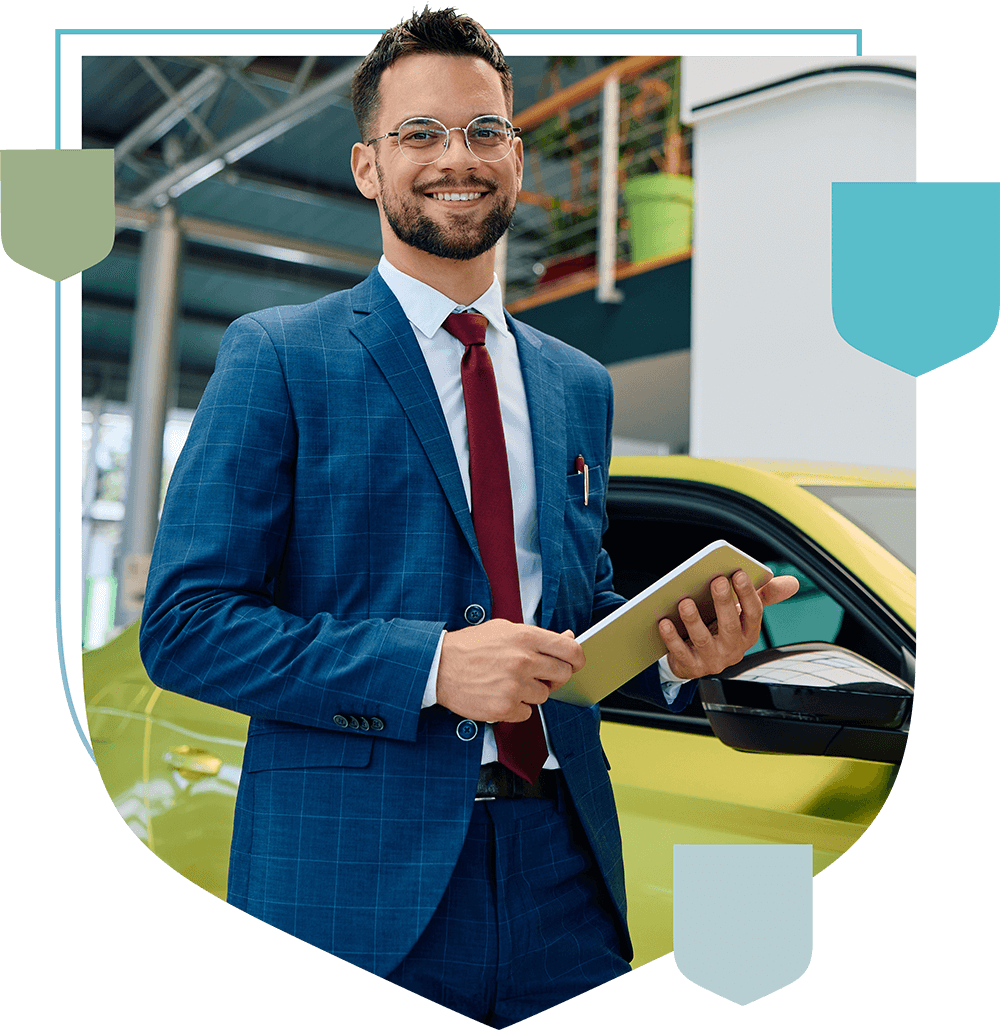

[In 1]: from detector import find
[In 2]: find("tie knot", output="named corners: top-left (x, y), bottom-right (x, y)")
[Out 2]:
top-left (444, 311), bottom-right (489, 348)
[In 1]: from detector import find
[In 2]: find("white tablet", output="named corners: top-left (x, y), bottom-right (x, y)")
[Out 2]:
top-left (549, 540), bottom-right (773, 707)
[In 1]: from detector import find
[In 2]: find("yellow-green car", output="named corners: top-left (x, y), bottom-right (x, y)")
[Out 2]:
top-left (83, 455), bottom-right (915, 969)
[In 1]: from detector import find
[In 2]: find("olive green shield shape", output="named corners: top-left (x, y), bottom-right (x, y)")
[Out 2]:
top-left (1, 149), bottom-right (114, 280)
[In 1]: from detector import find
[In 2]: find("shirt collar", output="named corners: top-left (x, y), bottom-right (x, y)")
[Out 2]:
top-left (378, 255), bottom-right (508, 339)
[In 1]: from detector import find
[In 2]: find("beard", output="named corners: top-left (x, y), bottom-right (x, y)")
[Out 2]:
top-left (376, 161), bottom-right (516, 260)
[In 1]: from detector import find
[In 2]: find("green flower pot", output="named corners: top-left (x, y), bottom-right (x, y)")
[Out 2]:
top-left (622, 173), bottom-right (694, 263)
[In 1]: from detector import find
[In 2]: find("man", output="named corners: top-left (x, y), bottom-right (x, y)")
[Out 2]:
top-left (140, 8), bottom-right (796, 1024)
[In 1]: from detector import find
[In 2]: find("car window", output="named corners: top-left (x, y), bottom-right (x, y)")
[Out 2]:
top-left (746, 560), bottom-right (845, 654)
top-left (599, 479), bottom-right (913, 731)
top-left (802, 485), bottom-right (915, 571)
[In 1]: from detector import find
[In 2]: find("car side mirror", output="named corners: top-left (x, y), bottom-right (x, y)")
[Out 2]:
top-left (698, 643), bottom-right (912, 764)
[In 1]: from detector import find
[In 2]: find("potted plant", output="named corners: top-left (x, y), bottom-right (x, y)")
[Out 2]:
top-left (620, 58), bottom-right (694, 263)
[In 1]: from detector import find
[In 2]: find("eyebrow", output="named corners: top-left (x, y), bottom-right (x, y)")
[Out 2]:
top-left (393, 113), bottom-right (508, 128)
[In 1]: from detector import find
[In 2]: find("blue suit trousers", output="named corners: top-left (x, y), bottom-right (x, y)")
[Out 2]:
top-left (385, 778), bottom-right (631, 1025)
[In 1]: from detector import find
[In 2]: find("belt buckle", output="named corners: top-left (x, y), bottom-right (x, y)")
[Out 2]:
top-left (475, 762), bottom-right (505, 800)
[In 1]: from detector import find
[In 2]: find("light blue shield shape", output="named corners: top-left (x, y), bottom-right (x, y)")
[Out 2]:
top-left (673, 844), bottom-right (813, 1004)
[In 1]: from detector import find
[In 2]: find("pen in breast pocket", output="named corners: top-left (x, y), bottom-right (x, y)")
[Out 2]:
top-left (575, 454), bottom-right (589, 505)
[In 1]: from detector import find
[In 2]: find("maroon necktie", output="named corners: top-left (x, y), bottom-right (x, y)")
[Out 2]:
top-left (444, 311), bottom-right (547, 784)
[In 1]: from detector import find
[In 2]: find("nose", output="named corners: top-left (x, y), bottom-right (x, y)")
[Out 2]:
top-left (434, 127), bottom-right (480, 170)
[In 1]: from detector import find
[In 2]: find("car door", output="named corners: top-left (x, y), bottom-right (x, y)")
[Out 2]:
top-left (84, 622), bottom-right (248, 900)
top-left (599, 472), bottom-right (914, 967)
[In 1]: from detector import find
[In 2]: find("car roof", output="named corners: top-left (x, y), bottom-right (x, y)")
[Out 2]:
top-left (722, 459), bottom-right (915, 489)
top-left (608, 455), bottom-right (915, 631)
top-left (611, 455), bottom-right (914, 487)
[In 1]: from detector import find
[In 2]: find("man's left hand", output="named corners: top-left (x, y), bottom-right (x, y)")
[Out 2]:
top-left (658, 570), bottom-right (799, 680)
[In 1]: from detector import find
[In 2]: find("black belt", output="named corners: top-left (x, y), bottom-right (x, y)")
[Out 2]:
top-left (475, 761), bottom-right (561, 801)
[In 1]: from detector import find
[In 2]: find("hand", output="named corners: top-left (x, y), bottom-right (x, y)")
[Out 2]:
top-left (436, 621), bottom-right (584, 723)
top-left (658, 570), bottom-right (799, 680)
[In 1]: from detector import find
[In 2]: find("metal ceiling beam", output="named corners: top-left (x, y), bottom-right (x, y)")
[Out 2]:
top-left (223, 62), bottom-right (278, 112)
top-left (291, 56), bottom-right (319, 96)
top-left (129, 58), bottom-right (361, 210)
top-left (115, 202), bottom-right (377, 277)
top-left (134, 56), bottom-right (217, 149)
top-left (115, 64), bottom-right (225, 167)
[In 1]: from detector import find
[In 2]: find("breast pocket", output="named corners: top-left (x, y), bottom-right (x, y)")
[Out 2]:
top-left (564, 464), bottom-right (606, 556)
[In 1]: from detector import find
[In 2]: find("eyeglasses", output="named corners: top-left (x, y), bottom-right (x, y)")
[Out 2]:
top-left (365, 115), bottom-right (520, 165)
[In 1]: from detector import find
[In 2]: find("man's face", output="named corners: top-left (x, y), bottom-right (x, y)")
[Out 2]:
top-left (353, 53), bottom-right (523, 261)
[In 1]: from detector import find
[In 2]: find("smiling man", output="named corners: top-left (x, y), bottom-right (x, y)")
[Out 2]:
top-left (140, 7), bottom-right (796, 1025)
top-left (351, 38), bottom-right (521, 292)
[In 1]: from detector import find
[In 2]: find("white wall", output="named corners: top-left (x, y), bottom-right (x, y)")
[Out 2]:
top-left (609, 349), bottom-right (690, 455)
top-left (685, 60), bottom-right (916, 468)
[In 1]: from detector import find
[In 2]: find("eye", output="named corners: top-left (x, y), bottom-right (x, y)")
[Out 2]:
top-left (401, 130), bottom-right (434, 144)
top-left (399, 122), bottom-right (446, 147)
top-left (469, 119), bottom-right (508, 143)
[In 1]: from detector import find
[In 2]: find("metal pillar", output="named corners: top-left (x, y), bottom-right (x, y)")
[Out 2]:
top-left (115, 203), bottom-right (182, 626)
top-left (596, 75), bottom-right (624, 304)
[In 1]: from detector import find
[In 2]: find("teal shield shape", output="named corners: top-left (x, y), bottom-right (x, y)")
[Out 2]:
top-left (832, 182), bottom-right (1000, 376)
top-left (1, 149), bottom-right (114, 281)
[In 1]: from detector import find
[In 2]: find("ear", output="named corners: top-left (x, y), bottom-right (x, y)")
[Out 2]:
top-left (511, 135), bottom-right (524, 193)
top-left (351, 141), bottom-right (379, 201)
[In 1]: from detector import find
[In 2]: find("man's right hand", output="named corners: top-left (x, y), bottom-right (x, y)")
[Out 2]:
top-left (436, 621), bottom-right (585, 724)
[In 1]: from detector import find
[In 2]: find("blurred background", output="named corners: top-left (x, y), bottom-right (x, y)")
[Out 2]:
top-left (79, 53), bottom-right (915, 645)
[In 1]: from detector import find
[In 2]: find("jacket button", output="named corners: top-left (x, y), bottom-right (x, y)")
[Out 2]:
top-left (370, 717), bottom-right (385, 731)
top-left (464, 604), bottom-right (486, 625)
top-left (333, 714), bottom-right (349, 728)
top-left (348, 716), bottom-right (360, 729)
top-left (358, 717), bottom-right (370, 731)
top-left (456, 719), bottom-right (479, 741)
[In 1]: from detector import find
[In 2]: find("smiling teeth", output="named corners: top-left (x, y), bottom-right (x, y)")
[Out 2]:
top-left (432, 192), bottom-right (483, 201)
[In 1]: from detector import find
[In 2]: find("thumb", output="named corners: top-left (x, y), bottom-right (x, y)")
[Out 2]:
top-left (759, 575), bottom-right (799, 607)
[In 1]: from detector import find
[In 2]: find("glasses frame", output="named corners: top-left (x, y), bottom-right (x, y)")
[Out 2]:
top-left (365, 115), bottom-right (521, 165)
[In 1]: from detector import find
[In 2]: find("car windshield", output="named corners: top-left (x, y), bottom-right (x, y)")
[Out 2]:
top-left (802, 485), bottom-right (915, 571)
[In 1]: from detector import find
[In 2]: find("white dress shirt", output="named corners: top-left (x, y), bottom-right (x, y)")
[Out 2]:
top-left (377, 256), bottom-right (686, 768)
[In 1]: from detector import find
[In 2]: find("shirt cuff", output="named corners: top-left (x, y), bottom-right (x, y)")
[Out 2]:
top-left (422, 630), bottom-right (447, 708)
top-left (657, 654), bottom-right (691, 704)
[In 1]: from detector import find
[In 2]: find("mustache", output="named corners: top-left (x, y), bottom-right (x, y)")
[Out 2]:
top-left (414, 174), bottom-right (499, 193)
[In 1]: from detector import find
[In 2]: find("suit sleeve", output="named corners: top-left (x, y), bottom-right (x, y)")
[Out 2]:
top-left (139, 315), bottom-right (442, 742)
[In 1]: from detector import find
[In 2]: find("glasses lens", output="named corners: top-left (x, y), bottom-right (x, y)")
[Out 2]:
top-left (466, 117), bottom-right (513, 162)
top-left (395, 116), bottom-right (514, 164)
top-left (397, 119), bottom-right (449, 164)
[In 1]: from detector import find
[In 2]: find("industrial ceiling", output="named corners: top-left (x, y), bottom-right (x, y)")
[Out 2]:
top-left (81, 53), bottom-right (617, 408)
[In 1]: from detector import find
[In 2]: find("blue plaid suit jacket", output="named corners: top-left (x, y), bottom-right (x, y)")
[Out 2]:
top-left (140, 268), bottom-right (678, 975)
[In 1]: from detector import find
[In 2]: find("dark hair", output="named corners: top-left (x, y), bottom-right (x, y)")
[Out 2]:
top-left (351, 6), bottom-right (513, 141)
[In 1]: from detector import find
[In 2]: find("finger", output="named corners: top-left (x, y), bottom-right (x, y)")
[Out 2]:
top-left (732, 570), bottom-right (764, 627)
top-left (659, 618), bottom-right (692, 659)
top-left (677, 597), bottom-right (713, 647)
top-left (658, 617), bottom-right (694, 668)
top-left (531, 626), bottom-right (586, 671)
top-left (521, 679), bottom-right (555, 704)
top-left (499, 700), bottom-right (535, 723)
top-left (710, 575), bottom-right (742, 638)
top-left (529, 654), bottom-right (576, 690)
top-left (759, 574), bottom-right (800, 607)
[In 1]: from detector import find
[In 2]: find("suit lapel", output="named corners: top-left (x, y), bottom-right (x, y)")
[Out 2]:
top-left (510, 317), bottom-right (567, 628)
top-left (346, 272), bottom-right (571, 621)
top-left (348, 271), bottom-right (481, 562)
